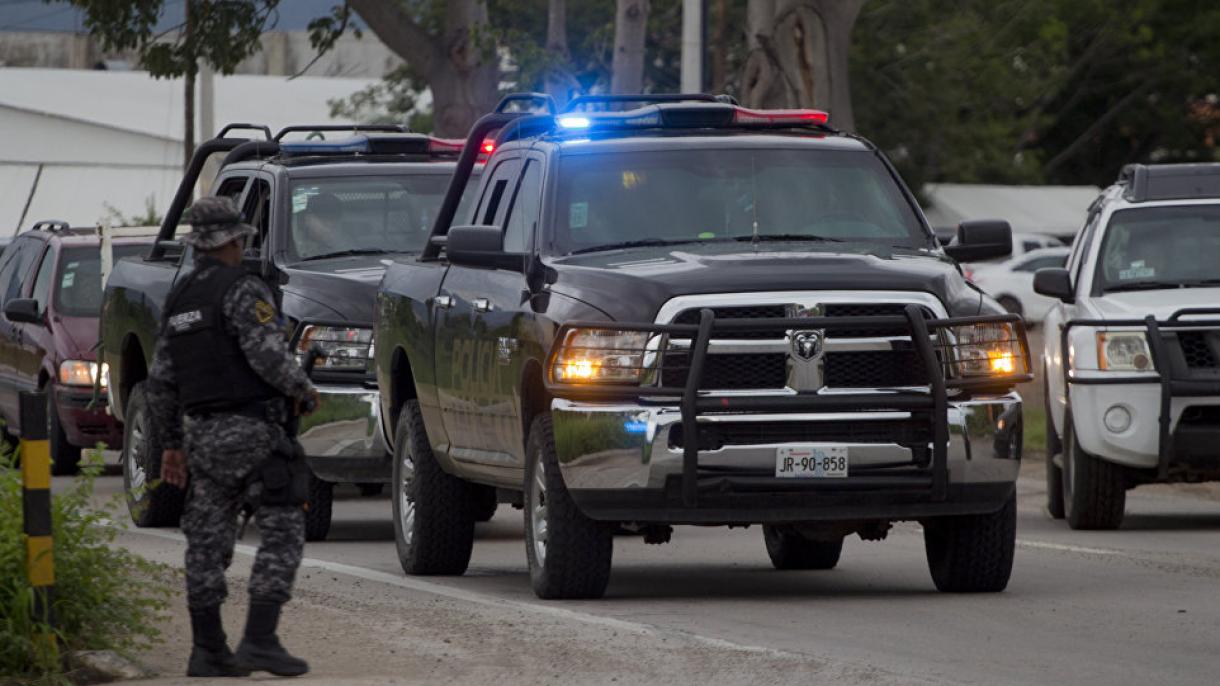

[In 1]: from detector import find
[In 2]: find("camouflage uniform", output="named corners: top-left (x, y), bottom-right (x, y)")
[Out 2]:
top-left (146, 200), bottom-right (316, 611)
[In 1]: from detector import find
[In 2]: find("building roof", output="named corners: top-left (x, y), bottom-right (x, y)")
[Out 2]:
top-left (923, 183), bottom-right (1100, 241)
top-left (0, 67), bottom-right (377, 142)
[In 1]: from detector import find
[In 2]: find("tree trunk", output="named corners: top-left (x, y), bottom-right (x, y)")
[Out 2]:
top-left (743, 0), bottom-right (865, 131)
top-left (350, 0), bottom-right (500, 138)
top-left (544, 0), bottom-right (575, 106)
top-left (611, 0), bottom-right (650, 95)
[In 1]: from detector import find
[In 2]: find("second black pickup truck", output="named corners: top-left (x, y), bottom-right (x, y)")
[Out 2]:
top-left (100, 124), bottom-right (480, 540)
top-left (374, 95), bottom-right (1033, 598)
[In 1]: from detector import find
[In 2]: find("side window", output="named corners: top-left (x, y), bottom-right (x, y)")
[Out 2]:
top-left (214, 176), bottom-right (249, 203)
top-left (502, 160), bottom-right (542, 253)
top-left (30, 246), bottom-right (56, 310)
top-left (1022, 240), bottom-right (1041, 253)
top-left (1072, 214), bottom-right (1101, 292)
top-left (475, 158), bottom-right (523, 227)
top-left (1, 239), bottom-right (40, 306)
top-left (242, 178), bottom-right (272, 255)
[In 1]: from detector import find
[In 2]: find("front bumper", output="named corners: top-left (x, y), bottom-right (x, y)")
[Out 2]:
top-left (53, 385), bottom-right (123, 449)
top-left (553, 393), bottom-right (1022, 524)
top-left (299, 385), bottom-right (390, 483)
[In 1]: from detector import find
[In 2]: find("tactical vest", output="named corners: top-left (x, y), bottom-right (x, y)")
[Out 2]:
top-left (163, 259), bottom-right (282, 414)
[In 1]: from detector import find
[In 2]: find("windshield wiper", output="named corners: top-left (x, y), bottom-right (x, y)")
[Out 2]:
top-left (569, 238), bottom-right (707, 255)
top-left (731, 233), bottom-right (846, 243)
top-left (299, 248), bottom-right (392, 262)
top-left (1104, 280), bottom-right (1189, 293)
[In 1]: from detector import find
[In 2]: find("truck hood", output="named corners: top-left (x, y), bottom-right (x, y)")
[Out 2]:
top-left (49, 314), bottom-right (99, 362)
top-left (545, 242), bottom-right (984, 322)
top-left (280, 254), bottom-right (391, 324)
top-left (1087, 288), bottom-right (1220, 321)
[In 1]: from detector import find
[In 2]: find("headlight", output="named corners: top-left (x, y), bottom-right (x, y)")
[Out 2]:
top-left (950, 322), bottom-right (1028, 378)
top-left (551, 328), bottom-right (651, 384)
top-left (1097, 332), bottom-right (1154, 371)
top-left (296, 325), bottom-right (374, 372)
top-left (60, 360), bottom-right (107, 388)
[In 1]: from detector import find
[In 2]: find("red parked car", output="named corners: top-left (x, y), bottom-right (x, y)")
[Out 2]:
top-left (0, 221), bottom-right (150, 474)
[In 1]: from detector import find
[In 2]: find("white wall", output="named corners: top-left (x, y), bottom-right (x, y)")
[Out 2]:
top-left (0, 106), bottom-right (181, 166)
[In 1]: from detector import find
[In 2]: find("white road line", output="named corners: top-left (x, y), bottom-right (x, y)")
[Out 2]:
top-left (1016, 539), bottom-right (1126, 557)
top-left (119, 527), bottom-right (803, 660)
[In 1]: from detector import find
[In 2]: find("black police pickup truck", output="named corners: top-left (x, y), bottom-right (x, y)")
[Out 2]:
top-left (100, 123), bottom-right (480, 540)
top-left (374, 94), bottom-right (1032, 598)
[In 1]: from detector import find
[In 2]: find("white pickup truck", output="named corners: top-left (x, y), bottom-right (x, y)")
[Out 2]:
top-left (1037, 163), bottom-right (1220, 529)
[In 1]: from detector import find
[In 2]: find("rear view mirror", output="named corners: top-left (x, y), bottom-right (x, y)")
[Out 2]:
top-left (446, 225), bottom-right (525, 271)
top-left (1033, 268), bottom-right (1074, 303)
top-left (4, 298), bottom-right (41, 324)
top-left (944, 220), bottom-right (1013, 262)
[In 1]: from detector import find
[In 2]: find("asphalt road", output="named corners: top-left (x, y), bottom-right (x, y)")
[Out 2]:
top-left (93, 455), bottom-right (1220, 686)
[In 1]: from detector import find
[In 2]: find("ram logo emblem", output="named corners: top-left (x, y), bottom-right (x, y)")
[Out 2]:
top-left (791, 330), bottom-right (823, 361)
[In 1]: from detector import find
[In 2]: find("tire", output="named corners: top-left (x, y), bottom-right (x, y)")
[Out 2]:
top-left (122, 382), bottom-right (185, 527)
top-left (524, 414), bottom-right (613, 599)
top-left (997, 296), bottom-right (1023, 316)
top-left (924, 492), bottom-right (1016, 593)
top-left (1044, 372), bottom-right (1065, 519)
top-left (48, 392), bottom-right (81, 476)
top-left (391, 401), bottom-right (474, 575)
top-left (1062, 413), bottom-right (1126, 530)
top-left (304, 473), bottom-right (334, 542)
top-left (763, 526), bottom-right (843, 570)
top-left (471, 485), bottom-right (498, 522)
top-left (357, 483), bottom-right (384, 497)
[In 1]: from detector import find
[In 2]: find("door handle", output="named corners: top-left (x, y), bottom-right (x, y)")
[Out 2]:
top-left (473, 298), bottom-right (493, 313)
top-left (434, 295), bottom-right (454, 309)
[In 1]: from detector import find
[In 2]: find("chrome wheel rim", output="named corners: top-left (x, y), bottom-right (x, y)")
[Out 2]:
top-left (127, 411), bottom-right (147, 493)
top-left (530, 459), bottom-right (548, 567)
top-left (398, 448), bottom-right (416, 548)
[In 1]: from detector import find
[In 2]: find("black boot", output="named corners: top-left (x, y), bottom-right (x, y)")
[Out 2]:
top-left (187, 605), bottom-right (250, 677)
top-left (234, 601), bottom-right (309, 677)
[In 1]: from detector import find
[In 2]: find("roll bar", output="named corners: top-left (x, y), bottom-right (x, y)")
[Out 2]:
top-left (273, 124), bottom-right (409, 141)
top-left (150, 137), bottom-right (246, 260)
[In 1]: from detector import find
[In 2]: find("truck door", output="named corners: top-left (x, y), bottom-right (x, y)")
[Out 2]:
top-left (1045, 211), bottom-right (1100, 436)
top-left (435, 155), bottom-right (522, 465)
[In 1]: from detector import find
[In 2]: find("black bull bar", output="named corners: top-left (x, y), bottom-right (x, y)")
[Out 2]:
top-left (1061, 307), bottom-right (1220, 479)
top-left (546, 305), bottom-right (1032, 507)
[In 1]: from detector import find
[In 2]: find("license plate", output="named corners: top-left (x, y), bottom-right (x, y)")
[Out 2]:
top-left (775, 445), bottom-right (849, 478)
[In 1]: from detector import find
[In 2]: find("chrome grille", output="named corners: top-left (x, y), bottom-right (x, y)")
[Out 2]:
top-left (661, 300), bottom-right (938, 390)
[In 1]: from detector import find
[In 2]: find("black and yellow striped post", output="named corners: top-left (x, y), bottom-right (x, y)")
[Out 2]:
top-left (19, 390), bottom-right (55, 651)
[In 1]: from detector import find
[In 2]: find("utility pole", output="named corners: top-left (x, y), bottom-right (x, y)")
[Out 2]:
top-left (183, 0), bottom-right (195, 172)
top-left (681, 0), bottom-right (703, 93)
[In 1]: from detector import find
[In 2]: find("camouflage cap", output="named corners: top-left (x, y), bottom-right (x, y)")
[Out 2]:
top-left (181, 196), bottom-right (256, 250)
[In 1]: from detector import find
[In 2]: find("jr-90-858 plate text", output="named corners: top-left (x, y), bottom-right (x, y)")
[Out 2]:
top-left (775, 445), bottom-right (849, 478)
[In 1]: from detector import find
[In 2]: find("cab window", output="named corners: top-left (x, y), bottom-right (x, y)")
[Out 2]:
top-left (502, 160), bottom-right (542, 253)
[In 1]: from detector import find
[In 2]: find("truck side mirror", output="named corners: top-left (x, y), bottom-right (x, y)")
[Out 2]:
top-left (1033, 267), bottom-right (1074, 303)
top-left (944, 220), bottom-right (1013, 262)
top-left (446, 225), bottom-right (525, 271)
top-left (4, 298), bottom-right (42, 324)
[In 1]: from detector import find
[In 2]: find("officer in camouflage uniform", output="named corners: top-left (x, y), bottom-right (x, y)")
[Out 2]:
top-left (147, 196), bottom-right (319, 678)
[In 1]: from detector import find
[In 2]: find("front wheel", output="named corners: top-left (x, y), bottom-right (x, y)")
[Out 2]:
top-left (1063, 414), bottom-right (1125, 530)
top-left (122, 382), bottom-right (185, 527)
top-left (391, 401), bottom-right (474, 575)
top-left (524, 414), bottom-right (613, 599)
top-left (763, 526), bottom-right (843, 570)
top-left (924, 493), bottom-right (1016, 593)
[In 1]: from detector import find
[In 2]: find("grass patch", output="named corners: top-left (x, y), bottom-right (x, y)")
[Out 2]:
top-left (0, 448), bottom-right (171, 683)
top-left (1024, 403), bottom-right (1047, 456)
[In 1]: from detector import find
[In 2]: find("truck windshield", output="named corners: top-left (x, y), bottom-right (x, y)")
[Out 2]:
top-left (56, 245), bottom-right (147, 317)
top-left (288, 172), bottom-right (479, 262)
top-left (1097, 205), bottom-right (1220, 292)
top-left (552, 148), bottom-right (927, 255)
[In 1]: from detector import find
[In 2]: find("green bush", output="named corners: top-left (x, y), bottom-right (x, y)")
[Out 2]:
top-left (0, 448), bottom-right (171, 682)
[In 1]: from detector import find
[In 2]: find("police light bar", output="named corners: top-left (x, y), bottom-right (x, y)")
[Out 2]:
top-left (427, 138), bottom-right (495, 156)
top-left (554, 104), bottom-right (829, 132)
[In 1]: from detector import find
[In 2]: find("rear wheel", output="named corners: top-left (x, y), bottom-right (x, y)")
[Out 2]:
top-left (391, 401), bottom-right (474, 575)
top-left (524, 414), bottom-right (612, 599)
top-left (924, 493), bottom-right (1016, 593)
top-left (470, 485), bottom-right (498, 522)
top-left (48, 391), bottom-right (81, 476)
top-left (304, 473), bottom-right (334, 542)
top-left (763, 526), bottom-right (843, 570)
top-left (1044, 374), bottom-right (1065, 519)
top-left (1062, 414), bottom-right (1125, 530)
top-left (122, 383), bottom-right (185, 527)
